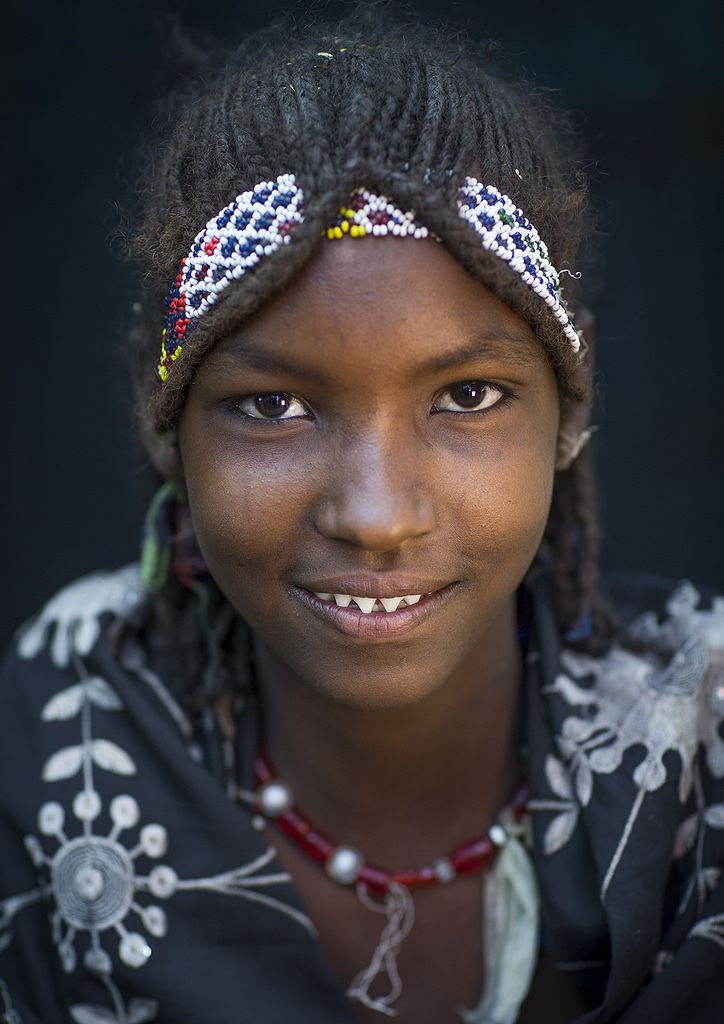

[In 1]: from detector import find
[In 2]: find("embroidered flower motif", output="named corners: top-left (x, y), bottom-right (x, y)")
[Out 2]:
top-left (17, 566), bottom-right (142, 668)
top-left (30, 790), bottom-right (168, 974)
top-left (536, 583), bottom-right (724, 904)
top-left (547, 585), bottom-right (724, 810)
top-left (2, 567), bottom-right (313, 1024)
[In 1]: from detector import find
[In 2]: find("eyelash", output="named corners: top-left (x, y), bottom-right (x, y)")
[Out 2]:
top-left (227, 381), bottom-right (515, 424)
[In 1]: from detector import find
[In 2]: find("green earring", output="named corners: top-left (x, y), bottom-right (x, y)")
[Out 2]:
top-left (140, 480), bottom-right (183, 592)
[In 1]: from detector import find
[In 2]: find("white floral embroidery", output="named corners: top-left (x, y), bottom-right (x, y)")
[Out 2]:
top-left (539, 583), bottom-right (724, 903)
top-left (17, 566), bottom-right (142, 668)
top-left (2, 567), bottom-right (313, 1024)
top-left (688, 913), bottom-right (724, 951)
top-left (527, 755), bottom-right (580, 856)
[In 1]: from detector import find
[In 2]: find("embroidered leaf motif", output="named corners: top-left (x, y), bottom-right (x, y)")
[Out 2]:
top-left (545, 755), bottom-right (573, 800)
top-left (704, 803), bottom-right (724, 829)
top-left (90, 740), bottom-right (136, 776)
top-left (41, 684), bottom-right (86, 721)
top-left (544, 810), bottom-right (579, 855)
top-left (689, 913), bottom-right (724, 951)
top-left (128, 998), bottom-right (159, 1023)
top-left (673, 814), bottom-right (699, 858)
top-left (41, 678), bottom-right (122, 722)
top-left (70, 1006), bottom-right (119, 1024)
top-left (574, 760), bottom-right (593, 806)
top-left (42, 745), bottom-right (84, 781)
top-left (701, 867), bottom-right (721, 893)
top-left (84, 677), bottom-right (122, 711)
top-left (653, 949), bottom-right (674, 975)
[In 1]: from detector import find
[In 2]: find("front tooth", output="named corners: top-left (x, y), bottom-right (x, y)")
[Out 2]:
top-left (352, 596), bottom-right (376, 614)
top-left (380, 597), bottom-right (403, 612)
top-left (314, 592), bottom-right (333, 601)
top-left (333, 594), bottom-right (352, 607)
top-left (403, 594), bottom-right (422, 606)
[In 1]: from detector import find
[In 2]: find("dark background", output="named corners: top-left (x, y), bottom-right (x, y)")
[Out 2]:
top-left (4, 0), bottom-right (722, 645)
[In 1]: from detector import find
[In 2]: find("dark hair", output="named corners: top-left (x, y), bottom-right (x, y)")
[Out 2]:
top-left (121, 3), bottom-right (611, 711)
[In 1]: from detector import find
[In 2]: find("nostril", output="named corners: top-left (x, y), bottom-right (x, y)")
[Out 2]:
top-left (314, 496), bottom-right (435, 551)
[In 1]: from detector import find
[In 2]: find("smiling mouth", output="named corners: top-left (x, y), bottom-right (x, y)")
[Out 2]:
top-left (310, 593), bottom-right (428, 614)
top-left (292, 584), bottom-right (458, 641)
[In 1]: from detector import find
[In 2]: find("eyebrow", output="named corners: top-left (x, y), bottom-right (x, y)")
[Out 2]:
top-left (207, 325), bottom-right (540, 380)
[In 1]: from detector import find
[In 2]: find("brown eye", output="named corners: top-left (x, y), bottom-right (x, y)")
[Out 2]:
top-left (233, 392), bottom-right (309, 421)
top-left (434, 381), bottom-right (504, 414)
top-left (256, 393), bottom-right (292, 417)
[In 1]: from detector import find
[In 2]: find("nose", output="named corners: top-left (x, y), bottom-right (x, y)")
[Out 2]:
top-left (314, 435), bottom-right (436, 552)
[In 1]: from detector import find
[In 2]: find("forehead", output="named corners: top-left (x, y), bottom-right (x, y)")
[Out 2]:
top-left (204, 237), bottom-right (545, 379)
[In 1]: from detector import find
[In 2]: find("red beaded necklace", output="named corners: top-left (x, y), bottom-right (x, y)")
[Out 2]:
top-left (253, 751), bottom-right (528, 895)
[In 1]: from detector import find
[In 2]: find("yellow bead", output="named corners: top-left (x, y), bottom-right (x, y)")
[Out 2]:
top-left (341, 220), bottom-right (349, 233)
top-left (326, 228), bottom-right (335, 240)
top-left (333, 226), bottom-right (343, 239)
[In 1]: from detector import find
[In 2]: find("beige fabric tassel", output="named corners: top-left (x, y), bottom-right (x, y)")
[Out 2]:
top-left (458, 815), bottom-right (540, 1024)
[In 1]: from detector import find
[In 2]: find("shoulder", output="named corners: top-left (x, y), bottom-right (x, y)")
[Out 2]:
top-left (546, 573), bottom-right (724, 844)
top-left (551, 574), bottom-right (724, 727)
top-left (9, 563), bottom-right (144, 671)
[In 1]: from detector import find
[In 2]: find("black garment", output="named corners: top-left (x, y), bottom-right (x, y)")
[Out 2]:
top-left (1, 565), bottom-right (723, 1023)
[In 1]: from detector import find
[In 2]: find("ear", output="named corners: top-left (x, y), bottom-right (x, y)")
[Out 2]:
top-left (555, 307), bottom-right (596, 471)
top-left (143, 427), bottom-right (184, 482)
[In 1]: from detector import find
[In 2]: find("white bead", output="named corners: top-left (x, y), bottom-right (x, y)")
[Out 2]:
top-left (257, 779), bottom-right (294, 818)
top-left (326, 845), bottom-right (364, 885)
top-left (433, 857), bottom-right (456, 883)
top-left (489, 824), bottom-right (507, 847)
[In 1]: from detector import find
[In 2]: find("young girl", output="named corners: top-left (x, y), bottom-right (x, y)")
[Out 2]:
top-left (2, 9), bottom-right (722, 1024)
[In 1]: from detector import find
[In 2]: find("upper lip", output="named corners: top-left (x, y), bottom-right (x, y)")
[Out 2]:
top-left (296, 574), bottom-right (456, 598)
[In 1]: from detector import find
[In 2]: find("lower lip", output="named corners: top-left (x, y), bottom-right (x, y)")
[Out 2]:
top-left (292, 585), bottom-right (459, 641)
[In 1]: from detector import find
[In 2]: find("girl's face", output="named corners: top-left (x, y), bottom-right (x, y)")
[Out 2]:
top-left (178, 239), bottom-right (561, 710)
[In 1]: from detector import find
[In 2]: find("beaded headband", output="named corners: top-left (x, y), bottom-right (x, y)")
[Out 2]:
top-left (158, 173), bottom-right (581, 382)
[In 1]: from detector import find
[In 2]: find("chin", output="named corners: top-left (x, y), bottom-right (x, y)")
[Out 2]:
top-left (298, 663), bottom-right (453, 713)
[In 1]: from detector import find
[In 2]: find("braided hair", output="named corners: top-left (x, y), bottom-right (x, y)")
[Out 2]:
top-left (120, 3), bottom-right (611, 711)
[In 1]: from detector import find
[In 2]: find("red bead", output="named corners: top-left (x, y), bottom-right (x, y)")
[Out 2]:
top-left (277, 817), bottom-right (297, 841)
top-left (279, 808), bottom-right (309, 837)
top-left (298, 830), bottom-right (333, 864)
top-left (512, 786), bottom-right (529, 819)
top-left (391, 870), bottom-right (418, 888)
top-left (359, 865), bottom-right (391, 893)
top-left (254, 754), bottom-right (272, 783)
top-left (450, 837), bottom-right (495, 875)
top-left (411, 866), bottom-right (438, 889)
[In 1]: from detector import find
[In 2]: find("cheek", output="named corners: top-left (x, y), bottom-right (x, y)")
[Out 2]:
top-left (452, 422), bottom-right (557, 575)
top-left (182, 442), bottom-right (312, 609)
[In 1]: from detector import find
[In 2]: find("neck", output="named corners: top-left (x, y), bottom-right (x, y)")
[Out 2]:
top-left (251, 601), bottom-right (524, 866)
